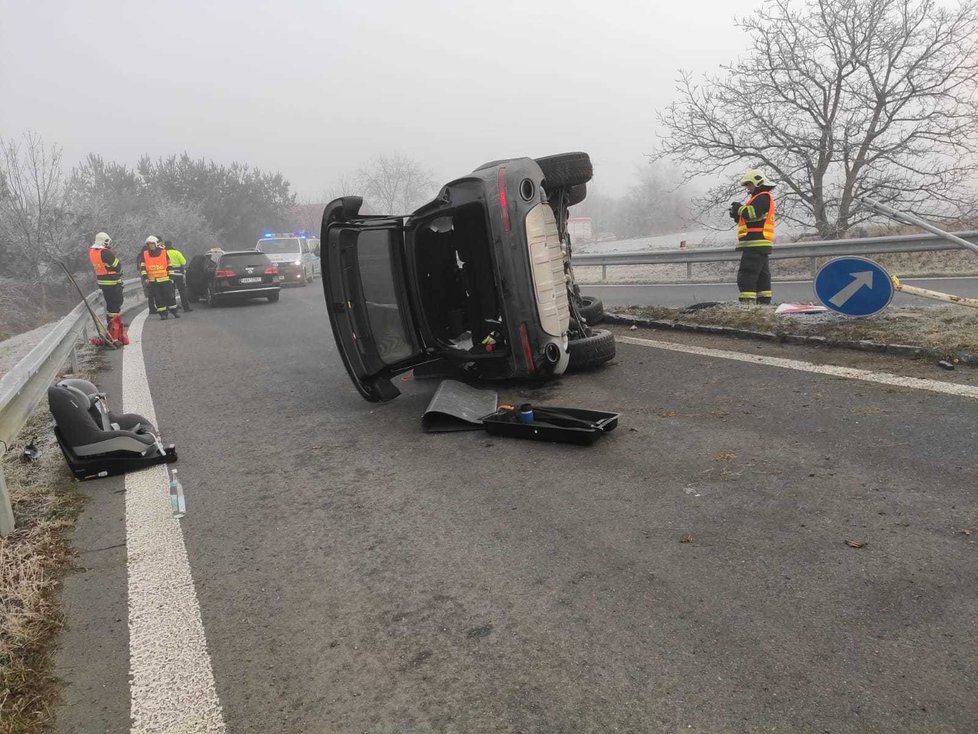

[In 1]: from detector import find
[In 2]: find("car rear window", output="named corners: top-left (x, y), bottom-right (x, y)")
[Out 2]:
top-left (356, 229), bottom-right (414, 364)
top-left (219, 252), bottom-right (271, 268)
top-left (258, 238), bottom-right (301, 254)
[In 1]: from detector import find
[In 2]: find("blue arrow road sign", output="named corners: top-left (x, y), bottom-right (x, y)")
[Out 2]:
top-left (814, 257), bottom-right (894, 317)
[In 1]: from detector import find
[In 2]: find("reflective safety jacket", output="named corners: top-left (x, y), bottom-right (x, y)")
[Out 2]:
top-left (141, 249), bottom-right (171, 282)
top-left (89, 245), bottom-right (123, 286)
top-left (736, 186), bottom-right (775, 248)
top-left (166, 247), bottom-right (188, 275)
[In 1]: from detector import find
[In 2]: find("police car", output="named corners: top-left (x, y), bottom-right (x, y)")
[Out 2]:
top-left (256, 233), bottom-right (321, 286)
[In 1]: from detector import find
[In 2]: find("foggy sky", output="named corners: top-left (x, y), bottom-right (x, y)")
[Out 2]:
top-left (0, 0), bottom-right (745, 201)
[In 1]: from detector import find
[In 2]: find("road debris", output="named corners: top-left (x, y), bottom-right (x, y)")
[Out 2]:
top-left (680, 534), bottom-right (695, 543)
top-left (845, 539), bottom-right (867, 548)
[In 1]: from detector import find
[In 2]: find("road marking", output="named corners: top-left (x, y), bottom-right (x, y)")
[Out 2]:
top-left (618, 335), bottom-right (978, 400)
top-left (124, 310), bottom-right (226, 733)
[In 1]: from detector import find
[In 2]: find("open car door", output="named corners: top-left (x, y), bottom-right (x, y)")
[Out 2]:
top-left (321, 197), bottom-right (431, 402)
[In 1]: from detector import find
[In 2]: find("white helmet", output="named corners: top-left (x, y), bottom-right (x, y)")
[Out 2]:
top-left (145, 235), bottom-right (160, 246)
top-left (94, 232), bottom-right (111, 246)
top-left (740, 169), bottom-right (767, 186)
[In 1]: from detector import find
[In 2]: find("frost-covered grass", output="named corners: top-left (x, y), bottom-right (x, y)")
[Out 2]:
top-left (0, 350), bottom-right (104, 733)
top-left (619, 303), bottom-right (978, 356)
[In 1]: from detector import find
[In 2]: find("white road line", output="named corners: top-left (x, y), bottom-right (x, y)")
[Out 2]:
top-left (124, 310), bottom-right (226, 733)
top-left (618, 335), bottom-right (978, 400)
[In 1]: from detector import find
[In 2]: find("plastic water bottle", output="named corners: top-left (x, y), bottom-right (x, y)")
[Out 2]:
top-left (169, 469), bottom-right (186, 519)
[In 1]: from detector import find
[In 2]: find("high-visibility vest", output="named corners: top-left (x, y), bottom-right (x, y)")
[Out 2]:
top-left (89, 246), bottom-right (122, 286)
top-left (737, 190), bottom-right (775, 247)
top-left (143, 249), bottom-right (171, 281)
top-left (167, 247), bottom-right (188, 275)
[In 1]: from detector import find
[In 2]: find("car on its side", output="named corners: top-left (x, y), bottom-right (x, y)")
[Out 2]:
top-left (257, 234), bottom-right (321, 286)
top-left (320, 152), bottom-right (614, 402)
top-left (186, 249), bottom-right (282, 306)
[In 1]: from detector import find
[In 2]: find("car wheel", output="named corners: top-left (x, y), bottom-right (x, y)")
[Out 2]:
top-left (566, 183), bottom-right (587, 207)
top-left (567, 328), bottom-right (615, 371)
top-left (206, 287), bottom-right (218, 307)
top-left (535, 152), bottom-right (593, 189)
top-left (577, 295), bottom-right (605, 324)
top-left (299, 273), bottom-right (307, 286)
top-left (267, 292), bottom-right (280, 303)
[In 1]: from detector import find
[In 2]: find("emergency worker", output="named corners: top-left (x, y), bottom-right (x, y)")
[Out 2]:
top-left (729, 169), bottom-right (776, 304)
top-left (88, 232), bottom-right (124, 323)
top-left (139, 236), bottom-right (180, 320)
top-left (164, 240), bottom-right (193, 311)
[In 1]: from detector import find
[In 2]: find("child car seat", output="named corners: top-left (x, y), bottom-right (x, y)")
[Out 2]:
top-left (48, 378), bottom-right (177, 479)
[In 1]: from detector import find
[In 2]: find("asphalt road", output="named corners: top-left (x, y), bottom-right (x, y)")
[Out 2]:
top-left (54, 283), bottom-right (978, 733)
top-left (583, 275), bottom-right (978, 308)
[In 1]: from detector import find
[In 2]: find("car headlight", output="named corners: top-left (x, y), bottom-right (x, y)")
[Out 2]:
top-left (293, 260), bottom-right (302, 266)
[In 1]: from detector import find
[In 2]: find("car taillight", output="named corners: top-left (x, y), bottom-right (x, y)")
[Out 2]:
top-left (264, 266), bottom-right (279, 275)
top-left (214, 269), bottom-right (235, 278)
top-left (519, 322), bottom-right (535, 375)
top-left (497, 168), bottom-right (511, 232)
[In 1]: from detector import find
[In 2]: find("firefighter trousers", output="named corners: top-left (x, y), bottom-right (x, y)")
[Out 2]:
top-left (99, 283), bottom-right (124, 320)
top-left (148, 280), bottom-right (178, 315)
top-left (737, 248), bottom-right (772, 304)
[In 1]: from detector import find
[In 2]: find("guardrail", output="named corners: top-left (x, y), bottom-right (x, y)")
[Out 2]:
top-left (0, 278), bottom-right (144, 535)
top-left (572, 230), bottom-right (978, 281)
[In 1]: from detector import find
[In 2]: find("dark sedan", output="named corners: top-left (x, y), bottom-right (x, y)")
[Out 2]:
top-left (186, 250), bottom-right (282, 306)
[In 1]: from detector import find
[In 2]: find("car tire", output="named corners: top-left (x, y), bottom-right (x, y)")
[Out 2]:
top-left (577, 295), bottom-right (605, 324)
top-left (566, 183), bottom-right (587, 207)
top-left (535, 152), bottom-right (593, 189)
top-left (206, 287), bottom-right (218, 307)
top-left (267, 292), bottom-right (280, 303)
top-left (567, 328), bottom-right (615, 371)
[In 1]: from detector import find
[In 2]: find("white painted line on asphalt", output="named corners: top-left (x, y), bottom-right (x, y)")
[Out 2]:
top-left (124, 309), bottom-right (226, 733)
top-left (619, 335), bottom-right (978, 400)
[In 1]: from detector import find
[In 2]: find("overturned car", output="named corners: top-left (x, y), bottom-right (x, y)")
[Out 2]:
top-left (321, 152), bottom-right (614, 402)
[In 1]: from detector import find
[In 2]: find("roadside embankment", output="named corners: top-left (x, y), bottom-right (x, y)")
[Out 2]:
top-left (608, 303), bottom-right (978, 365)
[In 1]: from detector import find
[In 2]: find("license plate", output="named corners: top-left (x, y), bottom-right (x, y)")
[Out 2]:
top-left (240, 277), bottom-right (262, 284)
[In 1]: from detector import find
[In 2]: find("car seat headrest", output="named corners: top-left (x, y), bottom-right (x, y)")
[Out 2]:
top-left (58, 378), bottom-right (99, 397)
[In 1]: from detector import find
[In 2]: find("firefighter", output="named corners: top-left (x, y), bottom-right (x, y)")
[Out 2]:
top-left (139, 236), bottom-right (180, 320)
top-left (164, 240), bottom-right (193, 311)
top-left (729, 169), bottom-right (776, 304)
top-left (88, 232), bottom-right (124, 323)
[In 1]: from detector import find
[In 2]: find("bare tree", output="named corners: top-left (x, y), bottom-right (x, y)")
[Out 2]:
top-left (0, 132), bottom-right (79, 280)
top-left (358, 153), bottom-right (437, 214)
top-left (655, 0), bottom-right (978, 238)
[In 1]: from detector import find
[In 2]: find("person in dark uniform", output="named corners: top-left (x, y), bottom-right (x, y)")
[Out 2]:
top-left (730, 169), bottom-right (776, 304)
top-left (88, 232), bottom-right (123, 323)
top-left (139, 236), bottom-right (180, 320)
top-left (165, 241), bottom-right (193, 311)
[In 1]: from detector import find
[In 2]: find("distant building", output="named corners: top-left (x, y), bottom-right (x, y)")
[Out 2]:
top-left (568, 216), bottom-right (593, 243)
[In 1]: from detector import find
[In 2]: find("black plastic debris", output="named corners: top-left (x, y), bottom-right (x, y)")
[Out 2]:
top-left (482, 405), bottom-right (619, 445)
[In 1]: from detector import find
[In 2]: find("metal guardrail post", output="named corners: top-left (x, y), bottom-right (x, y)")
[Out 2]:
top-left (0, 470), bottom-right (13, 535)
top-left (686, 262), bottom-right (692, 281)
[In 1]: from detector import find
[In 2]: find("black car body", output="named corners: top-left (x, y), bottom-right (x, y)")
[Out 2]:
top-left (186, 250), bottom-right (282, 305)
top-left (321, 153), bottom-right (614, 402)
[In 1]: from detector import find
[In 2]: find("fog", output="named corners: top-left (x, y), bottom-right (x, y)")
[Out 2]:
top-left (0, 0), bottom-right (744, 200)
